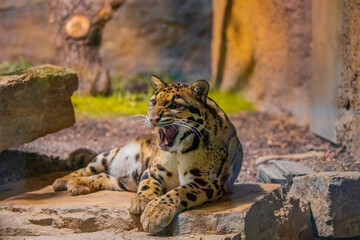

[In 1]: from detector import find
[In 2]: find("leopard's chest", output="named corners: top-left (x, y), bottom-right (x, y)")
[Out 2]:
top-left (155, 151), bottom-right (202, 192)
top-left (155, 151), bottom-right (180, 192)
top-left (156, 145), bottom-right (214, 192)
top-left (177, 150), bottom-right (209, 185)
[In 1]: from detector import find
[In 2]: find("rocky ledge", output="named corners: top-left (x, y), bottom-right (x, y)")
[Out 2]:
top-left (0, 182), bottom-right (313, 239)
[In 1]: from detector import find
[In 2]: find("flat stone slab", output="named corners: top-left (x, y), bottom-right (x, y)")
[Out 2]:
top-left (0, 182), bottom-right (313, 239)
top-left (258, 160), bottom-right (315, 184)
top-left (289, 172), bottom-right (360, 238)
top-left (0, 65), bottom-right (78, 152)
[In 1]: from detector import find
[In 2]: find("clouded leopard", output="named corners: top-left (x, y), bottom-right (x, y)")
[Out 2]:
top-left (53, 76), bottom-right (243, 233)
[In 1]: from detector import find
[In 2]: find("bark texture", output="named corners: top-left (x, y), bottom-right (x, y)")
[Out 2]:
top-left (51, 0), bottom-right (125, 95)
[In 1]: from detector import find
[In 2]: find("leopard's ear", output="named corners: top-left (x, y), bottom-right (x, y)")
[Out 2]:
top-left (150, 75), bottom-right (166, 91)
top-left (189, 80), bottom-right (209, 103)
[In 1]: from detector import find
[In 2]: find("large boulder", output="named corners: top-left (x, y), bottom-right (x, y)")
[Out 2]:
top-left (289, 172), bottom-right (360, 238)
top-left (0, 183), bottom-right (313, 239)
top-left (0, 65), bottom-right (78, 152)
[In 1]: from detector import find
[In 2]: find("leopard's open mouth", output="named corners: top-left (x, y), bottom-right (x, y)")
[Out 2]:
top-left (158, 125), bottom-right (180, 148)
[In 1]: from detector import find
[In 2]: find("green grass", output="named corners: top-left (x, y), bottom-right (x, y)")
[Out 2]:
top-left (72, 89), bottom-right (255, 120)
top-left (0, 56), bottom-right (32, 75)
top-left (208, 90), bottom-right (255, 114)
top-left (72, 92), bottom-right (152, 119)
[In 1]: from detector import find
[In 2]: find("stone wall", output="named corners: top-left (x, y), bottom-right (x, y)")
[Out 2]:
top-left (337, 0), bottom-right (360, 161)
top-left (211, 0), bottom-right (312, 125)
top-left (0, 0), bottom-right (212, 81)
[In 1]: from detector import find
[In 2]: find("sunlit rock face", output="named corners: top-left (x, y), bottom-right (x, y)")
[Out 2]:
top-left (211, 0), bottom-right (311, 125)
top-left (0, 65), bottom-right (78, 152)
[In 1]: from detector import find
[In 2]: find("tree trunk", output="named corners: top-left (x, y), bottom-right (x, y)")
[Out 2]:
top-left (50, 0), bottom-right (124, 95)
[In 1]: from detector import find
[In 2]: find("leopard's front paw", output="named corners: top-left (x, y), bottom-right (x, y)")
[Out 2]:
top-left (67, 178), bottom-right (91, 196)
top-left (140, 199), bottom-right (177, 234)
top-left (128, 195), bottom-right (155, 214)
top-left (53, 177), bottom-right (69, 191)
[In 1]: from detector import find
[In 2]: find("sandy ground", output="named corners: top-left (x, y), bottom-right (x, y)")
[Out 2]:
top-left (17, 112), bottom-right (359, 183)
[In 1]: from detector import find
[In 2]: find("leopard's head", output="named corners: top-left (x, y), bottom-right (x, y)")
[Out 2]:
top-left (147, 76), bottom-right (209, 152)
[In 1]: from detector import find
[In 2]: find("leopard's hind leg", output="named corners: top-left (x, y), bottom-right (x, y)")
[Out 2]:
top-left (66, 173), bottom-right (122, 195)
top-left (53, 135), bottom-right (157, 195)
top-left (53, 147), bottom-right (120, 191)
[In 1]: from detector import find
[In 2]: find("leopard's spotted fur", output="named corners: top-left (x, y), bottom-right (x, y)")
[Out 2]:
top-left (53, 76), bottom-right (243, 233)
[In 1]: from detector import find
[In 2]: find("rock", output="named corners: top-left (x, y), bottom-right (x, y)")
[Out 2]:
top-left (0, 183), bottom-right (313, 239)
top-left (0, 230), bottom-right (241, 240)
top-left (163, 184), bottom-right (313, 239)
top-left (289, 172), bottom-right (360, 238)
top-left (0, 65), bottom-right (78, 152)
top-left (337, 1), bottom-right (360, 161)
top-left (258, 160), bottom-right (315, 185)
top-left (0, 185), bottom-right (135, 236)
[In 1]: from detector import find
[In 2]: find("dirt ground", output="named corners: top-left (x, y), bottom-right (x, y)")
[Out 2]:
top-left (17, 112), bottom-right (359, 183)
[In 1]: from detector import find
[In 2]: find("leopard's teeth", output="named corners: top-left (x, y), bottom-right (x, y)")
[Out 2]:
top-left (165, 140), bottom-right (169, 145)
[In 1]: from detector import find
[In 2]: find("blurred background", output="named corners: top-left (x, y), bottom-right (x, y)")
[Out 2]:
top-left (0, 0), bottom-right (359, 189)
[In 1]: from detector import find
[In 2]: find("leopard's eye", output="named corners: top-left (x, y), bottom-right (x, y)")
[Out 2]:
top-left (170, 102), bottom-right (182, 109)
top-left (148, 100), bottom-right (156, 109)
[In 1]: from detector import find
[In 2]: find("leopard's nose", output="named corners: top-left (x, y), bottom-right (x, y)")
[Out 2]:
top-left (149, 116), bottom-right (160, 126)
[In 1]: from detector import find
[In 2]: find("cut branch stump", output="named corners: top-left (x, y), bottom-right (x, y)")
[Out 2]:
top-left (50, 0), bottom-right (125, 95)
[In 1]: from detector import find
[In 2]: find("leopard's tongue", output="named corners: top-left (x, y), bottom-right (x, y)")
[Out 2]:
top-left (159, 127), bottom-right (179, 147)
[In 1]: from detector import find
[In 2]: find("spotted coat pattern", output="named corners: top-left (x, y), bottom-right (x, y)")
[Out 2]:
top-left (53, 76), bottom-right (243, 233)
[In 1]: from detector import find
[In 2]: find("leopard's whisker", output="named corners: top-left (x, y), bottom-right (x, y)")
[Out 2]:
top-left (124, 114), bottom-right (147, 121)
top-left (127, 118), bottom-right (149, 129)
top-left (173, 118), bottom-right (202, 133)
top-left (172, 117), bottom-right (211, 133)
top-left (124, 114), bottom-right (149, 127)
top-left (173, 123), bottom-right (201, 139)
top-left (173, 122), bottom-right (203, 140)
